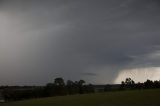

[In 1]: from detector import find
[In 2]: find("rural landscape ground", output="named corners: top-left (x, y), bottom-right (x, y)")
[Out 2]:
top-left (0, 89), bottom-right (160, 106)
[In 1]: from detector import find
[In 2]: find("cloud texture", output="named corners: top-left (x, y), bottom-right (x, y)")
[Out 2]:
top-left (0, 0), bottom-right (160, 85)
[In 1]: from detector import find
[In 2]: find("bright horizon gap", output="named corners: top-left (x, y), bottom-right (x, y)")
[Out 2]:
top-left (115, 67), bottom-right (160, 84)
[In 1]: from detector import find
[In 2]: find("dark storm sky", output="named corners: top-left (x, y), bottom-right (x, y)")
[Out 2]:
top-left (0, 0), bottom-right (160, 85)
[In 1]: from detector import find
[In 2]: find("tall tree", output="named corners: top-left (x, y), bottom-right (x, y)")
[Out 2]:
top-left (54, 78), bottom-right (66, 95)
top-left (54, 78), bottom-right (65, 86)
top-left (78, 80), bottom-right (85, 94)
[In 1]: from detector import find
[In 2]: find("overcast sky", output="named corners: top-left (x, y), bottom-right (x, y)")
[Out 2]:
top-left (0, 0), bottom-right (160, 85)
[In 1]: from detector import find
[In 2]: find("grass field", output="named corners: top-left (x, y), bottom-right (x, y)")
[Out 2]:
top-left (0, 89), bottom-right (160, 106)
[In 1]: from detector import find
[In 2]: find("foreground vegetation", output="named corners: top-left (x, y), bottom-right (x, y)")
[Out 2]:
top-left (2, 77), bottom-right (160, 101)
top-left (1, 89), bottom-right (160, 106)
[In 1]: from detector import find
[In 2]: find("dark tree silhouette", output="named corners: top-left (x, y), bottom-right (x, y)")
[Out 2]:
top-left (121, 78), bottom-right (135, 89)
top-left (54, 78), bottom-right (65, 86)
top-left (78, 80), bottom-right (85, 94)
top-left (44, 83), bottom-right (55, 97)
top-left (144, 79), bottom-right (154, 88)
top-left (54, 78), bottom-right (66, 95)
top-left (66, 80), bottom-right (75, 94)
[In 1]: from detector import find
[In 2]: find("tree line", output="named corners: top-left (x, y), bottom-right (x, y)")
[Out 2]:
top-left (120, 78), bottom-right (160, 89)
top-left (0, 78), bottom-right (94, 101)
top-left (1, 77), bottom-right (160, 101)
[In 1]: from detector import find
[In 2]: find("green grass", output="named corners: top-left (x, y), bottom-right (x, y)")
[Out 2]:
top-left (1, 89), bottom-right (160, 106)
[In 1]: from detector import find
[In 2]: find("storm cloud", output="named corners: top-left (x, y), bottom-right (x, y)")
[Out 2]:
top-left (0, 0), bottom-right (160, 85)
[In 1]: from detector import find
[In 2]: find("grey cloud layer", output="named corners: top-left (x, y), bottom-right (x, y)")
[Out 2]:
top-left (0, 0), bottom-right (160, 85)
